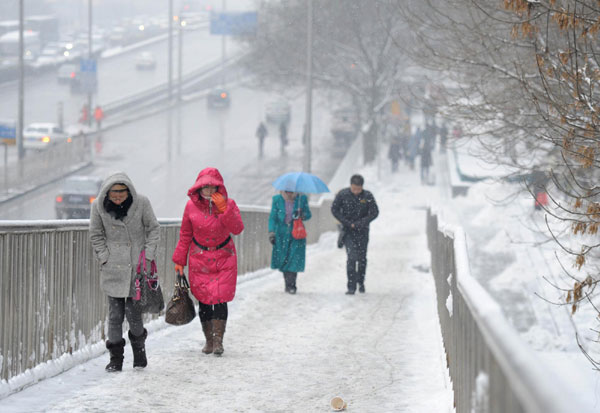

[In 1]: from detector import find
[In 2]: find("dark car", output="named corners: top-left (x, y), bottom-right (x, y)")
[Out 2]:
top-left (207, 88), bottom-right (230, 108)
top-left (55, 176), bottom-right (102, 219)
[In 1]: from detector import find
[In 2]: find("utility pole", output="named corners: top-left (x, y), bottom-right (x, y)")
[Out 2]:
top-left (168, 0), bottom-right (173, 104)
top-left (177, 19), bottom-right (183, 102)
top-left (167, 0), bottom-right (173, 162)
top-left (17, 0), bottom-right (24, 160)
top-left (87, 0), bottom-right (93, 127)
top-left (303, 0), bottom-right (313, 173)
top-left (221, 0), bottom-right (227, 85)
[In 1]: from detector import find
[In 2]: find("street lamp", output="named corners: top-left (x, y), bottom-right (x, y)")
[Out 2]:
top-left (303, 0), bottom-right (313, 173)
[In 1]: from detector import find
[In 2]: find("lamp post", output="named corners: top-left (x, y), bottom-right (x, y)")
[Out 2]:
top-left (303, 0), bottom-right (313, 173)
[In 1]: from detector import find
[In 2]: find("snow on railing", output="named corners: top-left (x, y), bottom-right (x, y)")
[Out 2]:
top-left (0, 205), bottom-right (336, 397)
top-left (426, 208), bottom-right (591, 412)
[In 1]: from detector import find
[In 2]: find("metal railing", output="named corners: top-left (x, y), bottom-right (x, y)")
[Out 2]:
top-left (0, 137), bottom-right (92, 197)
top-left (426, 208), bottom-right (589, 413)
top-left (0, 198), bottom-right (335, 384)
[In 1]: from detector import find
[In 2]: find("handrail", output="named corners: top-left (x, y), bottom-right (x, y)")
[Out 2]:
top-left (427, 208), bottom-right (591, 412)
top-left (0, 201), bottom-right (336, 393)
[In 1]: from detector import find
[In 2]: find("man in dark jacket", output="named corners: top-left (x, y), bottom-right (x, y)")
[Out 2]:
top-left (331, 174), bottom-right (379, 294)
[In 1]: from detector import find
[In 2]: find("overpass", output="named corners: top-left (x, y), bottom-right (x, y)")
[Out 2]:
top-left (0, 136), bottom-right (592, 411)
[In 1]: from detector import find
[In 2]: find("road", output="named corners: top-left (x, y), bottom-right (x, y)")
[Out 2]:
top-left (0, 86), bottom-right (345, 220)
top-left (0, 26), bottom-right (237, 128)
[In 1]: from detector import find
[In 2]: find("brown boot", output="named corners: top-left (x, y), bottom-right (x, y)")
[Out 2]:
top-left (212, 319), bottom-right (227, 356)
top-left (201, 321), bottom-right (213, 354)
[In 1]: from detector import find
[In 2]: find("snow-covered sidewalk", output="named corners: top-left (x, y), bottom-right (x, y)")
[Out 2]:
top-left (1, 168), bottom-right (452, 412)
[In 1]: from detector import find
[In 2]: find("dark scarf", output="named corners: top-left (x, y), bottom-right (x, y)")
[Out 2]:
top-left (103, 194), bottom-right (133, 220)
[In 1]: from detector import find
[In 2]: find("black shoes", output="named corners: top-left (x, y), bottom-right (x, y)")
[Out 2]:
top-left (345, 290), bottom-right (355, 295)
top-left (358, 284), bottom-right (365, 293)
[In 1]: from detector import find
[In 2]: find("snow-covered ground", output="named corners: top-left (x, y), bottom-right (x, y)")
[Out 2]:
top-left (0, 163), bottom-right (453, 412)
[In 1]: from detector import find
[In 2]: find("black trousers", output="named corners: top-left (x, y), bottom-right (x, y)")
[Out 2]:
top-left (198, 302), bottom-right (228, 322)
top-left (344, 231), bottom-right (369, 291)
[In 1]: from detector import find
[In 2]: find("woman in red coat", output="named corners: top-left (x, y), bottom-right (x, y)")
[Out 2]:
top-left (172, 167), bottom-right (244, 356)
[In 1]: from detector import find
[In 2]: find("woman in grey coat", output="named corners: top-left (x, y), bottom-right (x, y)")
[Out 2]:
top-left (89, 172), bottom-right (160, 372)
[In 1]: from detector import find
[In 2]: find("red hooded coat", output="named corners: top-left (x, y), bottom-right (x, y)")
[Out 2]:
top-left (172, 168), bottom-right (244, 304)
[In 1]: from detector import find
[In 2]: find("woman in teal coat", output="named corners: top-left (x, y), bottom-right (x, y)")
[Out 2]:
top-left (268, 191), bottom-right (312, 294)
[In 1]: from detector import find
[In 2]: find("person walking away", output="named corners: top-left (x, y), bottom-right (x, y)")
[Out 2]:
top-left (388, 138), bottom-right (402, 173)
top-left (172, 167), bottom-right (244, 356)
top-left (256, 121), bottom-right (268, 158)
top-left (94, 105), bottom-right (104, 130)
top-left (268, 191), bottom-right (312, 294)
top-left (406, 127), bottom-right (421, 170)
top-left (331, 174), bottom-right (379, 294)
top-left (279, 122), bottom-right (288, 155)
top-left (420, 137), bottom-right (433, 185)
top-left (89, 172), bottom-right (160, 372)
top-left (438, 122), bottom-right (448, 153)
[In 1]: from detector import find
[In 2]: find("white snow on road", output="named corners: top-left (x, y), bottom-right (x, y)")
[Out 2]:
top-left (0, 165), bottom-right (453, 412)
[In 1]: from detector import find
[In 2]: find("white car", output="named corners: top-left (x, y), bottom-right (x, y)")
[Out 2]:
top-left (23, 122), bottom-right (70, 150)
top-left (135, 52), bottom-right (156, 70)
top-left (265, 98), bottom-right (291, 124)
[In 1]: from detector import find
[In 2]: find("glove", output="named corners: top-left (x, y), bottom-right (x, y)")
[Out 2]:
top-left (269, 232), bottom-right (276, 245)
top-left (175, 264), bottom-right (184, 275)
top-left (211, 192), bottom-right (227, 214)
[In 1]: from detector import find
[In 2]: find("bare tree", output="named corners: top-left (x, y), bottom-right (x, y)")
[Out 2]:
top-left (239, 0), bottom-right (408, 162)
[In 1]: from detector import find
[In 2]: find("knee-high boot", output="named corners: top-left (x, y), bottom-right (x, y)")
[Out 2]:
top-left (201, 321), bottom-right (214, 354)
top-left (212, 319), bottom-right (227, 356)
top-left (128, 329), bottom-right (148, 369)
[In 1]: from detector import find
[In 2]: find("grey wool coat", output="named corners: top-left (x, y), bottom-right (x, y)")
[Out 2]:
top-left (89, 172), bottom-right (160, 298)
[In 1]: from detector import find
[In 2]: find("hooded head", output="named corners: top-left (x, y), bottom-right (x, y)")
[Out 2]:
top-left (188, 167), bottom-right (228, 203)
top-left (97, 172), bottom-right (138, 219)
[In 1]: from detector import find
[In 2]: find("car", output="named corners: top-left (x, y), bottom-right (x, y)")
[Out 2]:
top-left (206, 88), bottom-right (230, 108)
top-left (57, 62), bottom-right (78, 83)
top-left (23, 122), bottom-right (70, 150)
top-left (265, 98), bottom-right (291, 124)
top-left (55, 176), bottom-right (103, 219)
top-left (331, 107), bottom-right (358, 142)
top-left (135, 51), bottom-right (156, 70)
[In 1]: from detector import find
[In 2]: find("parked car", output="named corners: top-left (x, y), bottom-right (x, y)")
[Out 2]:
top-left (206, 88), bottom-right (230, 108)
top-left (331, 107), bottom-right (358, 144)
top-left (55, 176), bottom-right (103, 219)
top-left (265, 98), bottom-right (291, 124)
top-left (23, 122), bottom-right (70, 150)
top-left (135, 51), bottom-right (156, 70)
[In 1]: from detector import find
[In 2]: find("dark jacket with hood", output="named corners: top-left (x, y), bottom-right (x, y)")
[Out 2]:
top-left (89, 172), bottom-right (161, 298)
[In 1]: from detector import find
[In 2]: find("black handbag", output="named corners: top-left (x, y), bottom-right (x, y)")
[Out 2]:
top-left (165, 274), bottom-right (196, 325)
top-left (133, 251), bottom-right (165, 314)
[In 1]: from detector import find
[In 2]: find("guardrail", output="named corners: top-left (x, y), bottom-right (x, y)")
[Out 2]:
top-left (0, 137), bottom-right (92, 198)
top-left (426, 208), bottom-right (589, 412)
top-left (0, 198), bottom-right (335, 388)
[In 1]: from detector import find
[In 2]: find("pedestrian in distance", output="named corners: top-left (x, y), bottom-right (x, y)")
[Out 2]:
top-left (172, 167), bottom-right (244, 356)
top-left (268, 190), bottom-right (312, 294)
top-left (94, 105), bottom-right (104, 130)
top-left (331, 174), bottom-right (379, 295)
top-left (420, 137), bottom-right (434, 185)
top-left (406, 127), bottom-right (422, 170)
top-left (256, 121), bottom-right (268, 158)
top-left (279, 122), bottom-right (288, 155)
top-left (89, 172), bottom-right (161, 372)
top-left (438, 122), bottom-right (448, 153)
top-left (388, 138), bottom-right (402, 173)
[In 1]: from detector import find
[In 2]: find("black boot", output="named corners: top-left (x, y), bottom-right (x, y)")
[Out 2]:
top-left (289, 272), bottom-right (297, 294)
top-left (283, 272), bottom-right (293, 293)
top-left (105, 338), bottom-right (126, 372)
top-left (128, 329), bottom-right (148, 369)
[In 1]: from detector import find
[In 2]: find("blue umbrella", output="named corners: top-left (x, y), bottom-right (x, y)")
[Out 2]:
top-left (272, 171), bottom-right (330, 193)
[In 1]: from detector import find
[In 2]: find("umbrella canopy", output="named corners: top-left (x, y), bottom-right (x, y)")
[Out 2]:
top-left (272, 172), bottom-right (330, 194)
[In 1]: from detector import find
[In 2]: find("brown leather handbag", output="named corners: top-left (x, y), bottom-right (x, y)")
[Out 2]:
top-left (165, 274), bottom-right (196, 325)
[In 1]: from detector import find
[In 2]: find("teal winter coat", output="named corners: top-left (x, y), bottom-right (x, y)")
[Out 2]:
top-left (268, 194), bottom-right (312, 272)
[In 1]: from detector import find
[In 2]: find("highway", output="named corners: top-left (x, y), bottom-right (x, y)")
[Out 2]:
top-left (0, 85), bottom-right (341, 220)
